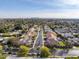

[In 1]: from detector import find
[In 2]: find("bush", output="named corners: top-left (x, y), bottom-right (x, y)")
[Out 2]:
top-left (40, 46), bottom-right (51, 58)
top-left (0, 54), bottom-right (6, 59)
top-left (65, 57), bottom-right (79, 59)
top-left (17, 45), bottom-right (29, 57)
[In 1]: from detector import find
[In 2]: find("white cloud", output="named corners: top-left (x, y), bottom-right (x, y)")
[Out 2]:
top-left (21, 0), bottom-right (79, 5)
top-left (20, 0), bottom-right (79, 8)
top-left (0, 11), bottom-right (79, 18)
top-left (61, 0), bottom-right (79, 5)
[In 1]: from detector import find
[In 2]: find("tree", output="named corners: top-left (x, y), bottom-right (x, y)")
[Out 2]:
top-left (0, 28), bottom-right (6, 33)
top-left (40, 46), bottom-right (51, 58)
top-left (0, 45), bottom-right (3, 54)
top-left (14, 24), bottom-right (22, 30)
top-left (17, 45), bottom-right (29, 57)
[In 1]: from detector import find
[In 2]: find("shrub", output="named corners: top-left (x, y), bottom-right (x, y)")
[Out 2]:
top-left (40, 46), bottom-right (51, 58)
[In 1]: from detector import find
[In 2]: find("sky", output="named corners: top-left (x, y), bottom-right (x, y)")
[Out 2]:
top-left (0, 0), bottom-right (79, 18)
